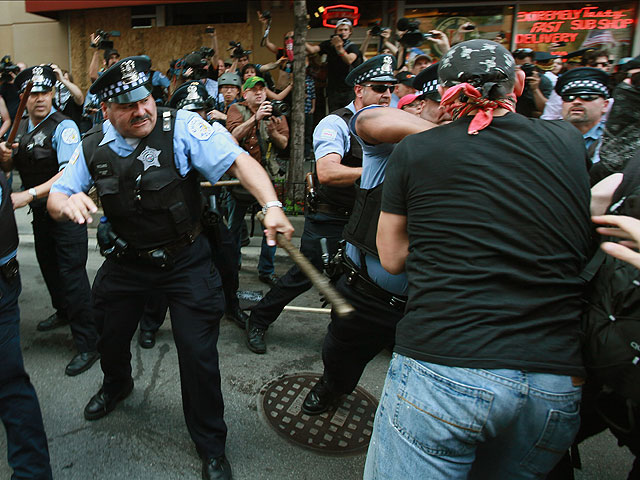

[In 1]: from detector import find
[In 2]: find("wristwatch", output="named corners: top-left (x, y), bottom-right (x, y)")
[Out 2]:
top-left (262, 201), bottom-right (283, 215)
top-left (28, 188), bottom-right (37, 202)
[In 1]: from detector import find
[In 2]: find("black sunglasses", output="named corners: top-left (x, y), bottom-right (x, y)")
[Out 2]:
top-left (561, 93), bottom-right (603, 102)
top-left (363, 84), bottom-right (395, 93)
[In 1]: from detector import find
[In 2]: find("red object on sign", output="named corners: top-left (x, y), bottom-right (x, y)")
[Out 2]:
top-left (322, 4), bottom-right (360, 28)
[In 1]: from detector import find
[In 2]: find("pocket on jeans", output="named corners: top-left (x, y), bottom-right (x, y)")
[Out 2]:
top-left (520, 407), bottom-right (581, 475)
top-left (392, 359), bottom-right (493, 457)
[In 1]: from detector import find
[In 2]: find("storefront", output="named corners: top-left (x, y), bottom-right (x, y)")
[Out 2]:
top-left (397, 1), bottom-right (638, 61)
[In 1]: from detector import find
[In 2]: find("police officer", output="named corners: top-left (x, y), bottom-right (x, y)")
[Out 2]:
top-left (136, 81), bottom-right (248, 349)
top-left (0, 65), bottom-right (99, 377)
top-left (0, 162), bottom-right (52, 479)
top-left (244, 75), bottom-right (367, 353)
top-left (47, 56), bottom-right (293, 480)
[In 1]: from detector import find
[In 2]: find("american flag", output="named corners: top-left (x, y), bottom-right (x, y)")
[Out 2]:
top-left (581, 29), bottom-right (616, 48)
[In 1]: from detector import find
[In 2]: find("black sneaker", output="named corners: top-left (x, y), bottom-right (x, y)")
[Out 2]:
top-left (258, 273), bottom-right (278, 287)
top-left (245, 318), bottom-right (267, 354)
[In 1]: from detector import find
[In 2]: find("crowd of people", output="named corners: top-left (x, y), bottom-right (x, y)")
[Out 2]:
top-left (1, 11), bottom-right (640, 480)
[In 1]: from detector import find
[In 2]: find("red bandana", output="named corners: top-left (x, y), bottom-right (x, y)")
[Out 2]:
top-left (440, 83), bottom-right (516, 135)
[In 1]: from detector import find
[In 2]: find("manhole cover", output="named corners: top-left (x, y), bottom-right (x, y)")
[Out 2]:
top-left (257, 373), bottom-right (378, 456)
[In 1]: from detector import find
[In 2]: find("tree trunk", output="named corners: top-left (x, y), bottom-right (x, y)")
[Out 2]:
top-left (286, 0), bottom-right (308, 206)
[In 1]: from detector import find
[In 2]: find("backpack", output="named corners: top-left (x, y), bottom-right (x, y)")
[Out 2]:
top-left (580, 183), bottom-right (640, 405)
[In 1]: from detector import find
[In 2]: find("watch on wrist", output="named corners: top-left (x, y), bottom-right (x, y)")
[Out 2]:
top-left (262, 201), bottom-right (283, 215)
top-left (28, 188), bottom-right (37, 201)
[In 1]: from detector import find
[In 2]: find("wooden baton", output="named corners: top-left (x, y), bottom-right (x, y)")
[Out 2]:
top-left (200, 180), bottom-right (241, 188)
top-left (5, 80), bottom-right (33, 145)
top-left (256, 211), bottom-right (355, 318)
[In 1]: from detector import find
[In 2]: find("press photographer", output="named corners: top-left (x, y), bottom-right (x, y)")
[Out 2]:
top-left (513, 48), bottom-right (553, 118)
top-left (88, 30), bottom-right (121, 82)
top-left (306, 18), bottom-right (363, 111)
top-left (0, 55), bottom-right (23, 123)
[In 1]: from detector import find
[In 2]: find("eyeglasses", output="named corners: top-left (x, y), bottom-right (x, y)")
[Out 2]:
top-left (362, 84), bottom-right (395, 93)
top-left (561, 94), bottom-right (604, 102)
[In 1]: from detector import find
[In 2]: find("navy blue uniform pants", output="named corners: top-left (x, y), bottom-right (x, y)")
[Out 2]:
top-left (322, 275), bottom-right (403, 394)
top-left (31, 204), bottom-right (97, 353)
top-left (250, 211), bottom-right (348, 330)
top-left (91, 235), bottom-right (227, 459)
top-left (139, 221), bottom-right (240, 333)
top-left (0, 270), bottom-right (52, 479)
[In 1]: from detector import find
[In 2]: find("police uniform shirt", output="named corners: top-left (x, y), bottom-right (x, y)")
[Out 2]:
top-left (51, 109), bottom-right (245, 196)
top-left (584, 120), bottom-right (606, 164)
top-left (26, 107), bottom-right (81, 171)
top-left (151, 70), bottom-right (170, 88)
top-left (346, 104), bottom-right (408, 296)
top-left (312, 101), bottom-right (355, 159)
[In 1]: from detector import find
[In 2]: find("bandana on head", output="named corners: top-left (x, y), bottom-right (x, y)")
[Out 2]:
top-left (438, 39), bottom-right (517, 135)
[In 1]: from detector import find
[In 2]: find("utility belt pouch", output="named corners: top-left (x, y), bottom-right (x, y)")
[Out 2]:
top-left (0, 257), bottom-right (19, 283)
top-left (342, 183), bottom-right (383, 259)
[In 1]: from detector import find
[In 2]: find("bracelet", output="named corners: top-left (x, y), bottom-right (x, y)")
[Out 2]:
top-left (262, 201), bottom-right (283, 215)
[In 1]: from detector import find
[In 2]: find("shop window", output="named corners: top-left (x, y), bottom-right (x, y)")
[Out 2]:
top-left (165, 2), bottom-right (247, 26)
top-left (131, 5), bottom-right (158, 28)
top-left (514, 2), bottom-right (636, 59)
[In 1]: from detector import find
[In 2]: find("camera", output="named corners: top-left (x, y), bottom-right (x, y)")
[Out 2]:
top-left (520, 63), bottom-right (536, 78)
top-left (0, 56), bottom-right (20, 83)
top-left (228, 41), bottom-right (251, 59)
top-left (91, 29), bottom-right (121, 50)
top-left (271, 100), bottom-right (290, 117)
top-left (368, 22), bottom-right (389, 37)
top-left (260, 10), bottom-right (272, 20)
top-left (397, 17), bottom-right (431, 48)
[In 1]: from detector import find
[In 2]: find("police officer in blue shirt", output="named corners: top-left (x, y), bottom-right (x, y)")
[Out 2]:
top-left (244, 75), bottom-right (368, 354)
top-left (0, 169), bottom-right (52, 480)
top-left (47, 56), bottom-right (293, 480)
top-left (299, 55), bottom-right (411, 415)
top-left (0, 65), bottom-right (99, 378)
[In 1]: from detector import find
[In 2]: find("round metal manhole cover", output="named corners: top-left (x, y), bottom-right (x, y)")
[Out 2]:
top-left (257, 373), bottom-right (378, 456)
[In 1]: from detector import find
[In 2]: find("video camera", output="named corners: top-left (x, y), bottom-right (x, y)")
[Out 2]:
top-left (91, 29), bottom-right (121, 50)
top-left (368, 22), bottom-right (390, 37)
top-left (397, 17), bottom-right (432, 47)
top-left (228, 41), bottom-right (251, 60)
top-left (0, 55), bottom-right (20, 83)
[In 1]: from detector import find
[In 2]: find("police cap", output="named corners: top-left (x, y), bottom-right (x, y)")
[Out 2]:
top-left (169, 81), bottom-right (210, 111)
top-left (413, 62), bottom-right (440, 102)
top-left (89, 55), bottom-right (152, 104)
top-left (15, 65), bottom-right (56, 94)
top-left (554, 67), bottom-right (610, 98)
top-left (345, 54), bottom-right (397, 87)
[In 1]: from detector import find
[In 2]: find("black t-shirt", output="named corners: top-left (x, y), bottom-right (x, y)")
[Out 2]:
top-left (319, 38), bottom-right (362, 93)
top-left (0, 82), bottom-right (20, 122)
top-left (382, 113), bottom-right (592, 376)
top-left (516, 73), bottom-right (553, 118)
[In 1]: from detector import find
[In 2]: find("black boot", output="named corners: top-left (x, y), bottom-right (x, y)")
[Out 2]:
top-left (302, 376), bottom-right (343, 415)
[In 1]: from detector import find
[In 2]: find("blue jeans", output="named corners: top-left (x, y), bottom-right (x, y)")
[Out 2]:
top-left (364, 354), bottom-right (582, 480)
top-left (0, 271), bottom-right (52, 479)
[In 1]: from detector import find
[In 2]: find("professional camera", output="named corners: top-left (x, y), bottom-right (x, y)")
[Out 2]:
top-left (91, 29), bottom-right (121, 50)
top-left (228, 41), bottom-right (251, 59)
top-left (260, 10), bottom-right (272, 20)
top-left (270, 100), bottom-right (289, 117)
top-left (520, 63), bottom-right (536, 78)
top-left (0, 55), bottom-right (20, 83)
top-left (397, 17), bottom-right (432, 47)
top-left (368, 22), bottom-right (389, 37)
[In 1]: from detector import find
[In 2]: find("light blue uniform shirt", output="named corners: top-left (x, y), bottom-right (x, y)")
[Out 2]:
top-left (347, 104), bottom-right (408, 296)
top-left (584, 120), bottom-right (605, 165)
top-left (152, 70), bottom-right (170, 88)
top-left (51, 109), bottom-right (245, 196)
top-left (312, 101), bottom-right (355, 159)
top-left (26, 107), bottom-right (81, 170)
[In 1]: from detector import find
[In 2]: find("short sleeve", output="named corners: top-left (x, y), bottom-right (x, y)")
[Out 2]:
top-left (50, 142), bottom-right (94, 195)
top-left (381, 140), bottom-right (409, 215)
top-left (225, 104), bottom-right (244, 134)
top-left (313, 115), bottom-right (349, 159)
top-left (52, 119), bottom-right (81, 170)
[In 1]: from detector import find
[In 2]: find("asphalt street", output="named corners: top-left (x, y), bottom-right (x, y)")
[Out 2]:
top-left (1, 206), bottom-right (635, 479)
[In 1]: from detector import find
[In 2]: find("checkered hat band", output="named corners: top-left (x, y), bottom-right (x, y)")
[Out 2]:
top-left (99, 71), bottom-right (150, 100)
top-left (561, 79), bottom-right (608, 97)
top-left (423, 79), bottom-right (438, 94)
top-left (355, 67), bottom-right (396, 84)
top-left (22, 78), bottom-right (53, 91)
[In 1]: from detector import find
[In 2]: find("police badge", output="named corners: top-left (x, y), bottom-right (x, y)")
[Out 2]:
top-left (137, 146), bottom-right (161, 171)
top-left (121, 60), bottom-right (139, 84)
top-left (381, 55), bottom-right (393, 74)
top-left (186, 83), bottom-right (200, 102)
top-left (32, 66), bottom-right (45, 84)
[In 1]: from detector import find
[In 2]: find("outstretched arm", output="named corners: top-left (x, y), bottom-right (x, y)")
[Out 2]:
top-left (354, 107), bottom-right (436, 145)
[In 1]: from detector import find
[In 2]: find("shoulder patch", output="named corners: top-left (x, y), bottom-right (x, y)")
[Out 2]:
top-left (187, 115), bottom-right (213, 140)
top-left (61, 127), bottom-right (79, 145)
top-left (320, 128), bottom-right (337, 141)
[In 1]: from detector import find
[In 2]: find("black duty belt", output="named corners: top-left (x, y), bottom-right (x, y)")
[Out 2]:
top-left (135, 223), bottom-right (203, 266)
top-left (0, 257), bottom-right (19, 282)
top-left (315, 203), bottom-right (351, 218)
top-left (338, 250), bottom-right (407, 312)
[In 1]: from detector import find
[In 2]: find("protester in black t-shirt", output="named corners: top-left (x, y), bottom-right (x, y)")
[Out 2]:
top-left (365, 39), bottom-right (592, 480)
top-left (306, 18), bottom-right (363, 112)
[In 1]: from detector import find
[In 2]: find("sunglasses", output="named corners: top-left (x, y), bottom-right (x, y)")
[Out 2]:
top-left (561, 93), bottom-right (603, 102)
top-left (363, 84), bottom-right (395, 93)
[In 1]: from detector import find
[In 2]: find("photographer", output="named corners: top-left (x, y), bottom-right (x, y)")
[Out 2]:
top-left (51, 64), bottom-right (85, 130)
top-left (226, 76), bottom-right (289, 285)
top-left (0, 56), bottom-right (24, 122)
top-left (361, 27), bottom-right (397, 59)
top-left (306, 18), bottom-right (363, 112)
top-left (513, 48), bottom-right (552, 118)
top-left (88, 32), bottom-right (120, 83)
